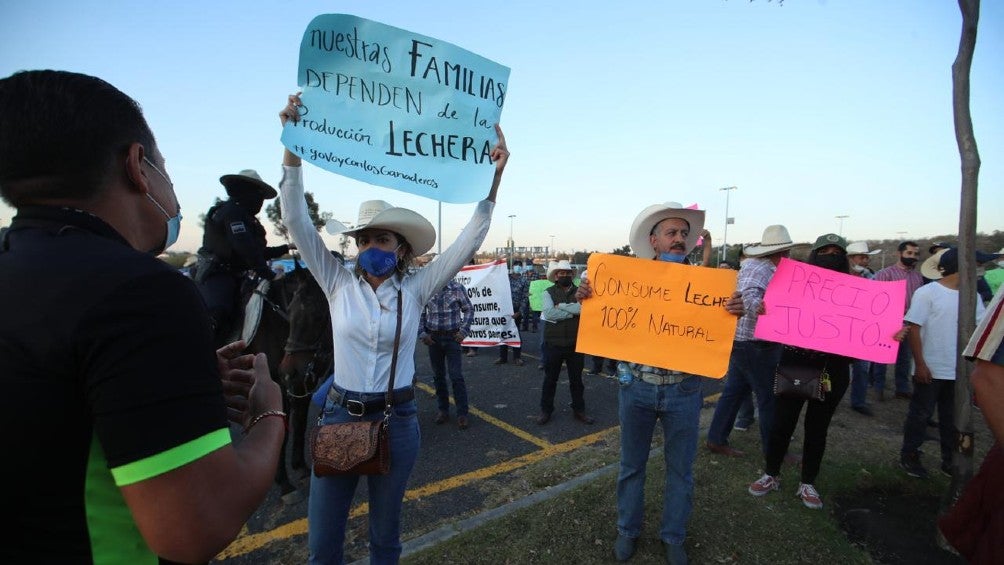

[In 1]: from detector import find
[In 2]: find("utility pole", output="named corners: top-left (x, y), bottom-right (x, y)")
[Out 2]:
top-left (835, 215), bottom-right (850, 236)
top-left (719, 186), bottom-right (737, 264)
top-left (507, 214), bottom-right (516, 270)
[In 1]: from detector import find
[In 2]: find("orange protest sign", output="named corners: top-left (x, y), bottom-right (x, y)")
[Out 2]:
top-left (576, 253), bottom-right (738, 378)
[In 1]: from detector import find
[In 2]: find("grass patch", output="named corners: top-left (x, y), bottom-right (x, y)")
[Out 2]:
top-left (404, 394), bottom-right (990, 564)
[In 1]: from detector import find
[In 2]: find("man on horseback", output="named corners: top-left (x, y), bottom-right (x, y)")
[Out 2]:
top-left (194, 169), bottom-right (290, 344)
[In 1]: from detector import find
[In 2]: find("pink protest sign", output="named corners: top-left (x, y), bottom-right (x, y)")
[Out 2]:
top-left (753, 258), bottom-right (906, 363)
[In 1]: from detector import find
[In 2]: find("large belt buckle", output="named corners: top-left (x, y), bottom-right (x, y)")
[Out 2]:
top-left (346, 399), bottom-right (366, 417)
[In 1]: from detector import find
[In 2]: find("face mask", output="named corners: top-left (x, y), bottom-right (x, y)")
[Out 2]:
top-left (901, 257), bottom-right (918, 268)
top-left (142, 158), bottom-right (181, 254)
top-left (358, 246), bottom-right (399, 277)
top-left (851, 264), bottom-right (866, 273)
top-left (813, 253), bottom-right (846, 272)
top-left (556, 276), bottom-right (573, 287)
top-left (658, 252), bottom-right (687, 263)
top-left (146, 193), bottom-right (181, 254)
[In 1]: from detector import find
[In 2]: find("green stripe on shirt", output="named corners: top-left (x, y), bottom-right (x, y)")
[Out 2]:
top-left (111, 428), bottom-right (231, 486)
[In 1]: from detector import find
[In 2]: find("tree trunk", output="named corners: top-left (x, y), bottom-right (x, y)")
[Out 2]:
top-left (944, 0), bottom-right (980, 525)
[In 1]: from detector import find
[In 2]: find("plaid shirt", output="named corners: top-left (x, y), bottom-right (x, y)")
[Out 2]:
top-left (735, 257), bottom-right (776, 342)
top-left (874, 264), bottom-right (924, 312)
top-left (420, 280), bottom-right (474, 336)
top-left (509, 275), bottom-right (529, 313)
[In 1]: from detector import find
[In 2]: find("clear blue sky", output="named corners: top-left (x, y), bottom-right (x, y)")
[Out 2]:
top-left (2, 0), bottom-right (1002, 256)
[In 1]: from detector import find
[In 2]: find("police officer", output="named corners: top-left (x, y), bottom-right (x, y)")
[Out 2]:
top-left (195, 169), bottom-right (289, 343)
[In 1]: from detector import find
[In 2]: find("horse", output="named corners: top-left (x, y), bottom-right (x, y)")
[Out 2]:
top-left (242, 261), bottom-right (332, 504)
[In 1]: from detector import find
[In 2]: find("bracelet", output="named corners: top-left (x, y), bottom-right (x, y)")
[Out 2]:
top-left (244, 409), bottom-right (287, 434)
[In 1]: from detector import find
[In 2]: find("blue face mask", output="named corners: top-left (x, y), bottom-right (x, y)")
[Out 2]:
top-left (658, 252), bottom-right (687, 263)
top-left (143, 157), bottom-right (181, 254)
top-left (146, 193), bottom-right (181, 254)
top-left (358, 246), bottom-right (399, 277)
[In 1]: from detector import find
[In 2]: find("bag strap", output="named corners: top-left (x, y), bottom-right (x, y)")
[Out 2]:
top-left (384, 289), bottom-right (403, 412)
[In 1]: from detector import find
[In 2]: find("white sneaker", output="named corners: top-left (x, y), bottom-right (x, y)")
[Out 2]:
top-left (748, 474), bottom-right (780, 496)
top-left (796, 483), bottom-right (823, 509)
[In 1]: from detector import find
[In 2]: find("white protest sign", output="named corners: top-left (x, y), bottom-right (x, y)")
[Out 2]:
top-left (454, 259), bottom-right (520, 348)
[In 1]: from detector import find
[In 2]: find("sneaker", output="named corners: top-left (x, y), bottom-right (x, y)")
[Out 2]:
top-left (733, 421), bottom-right (751, 432)
top-left (748, 474), bottom-right (780, 497)
top-left (513, 358), bottom-right (525, 366)
top-left (796, 483), bottom-right (823, 510)
top-left (493, 358), bottom-right (507, 365)
top-left (900, 452), bottom-right (929, 479)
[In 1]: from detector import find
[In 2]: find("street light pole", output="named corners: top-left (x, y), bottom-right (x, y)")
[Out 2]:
top-left (719, 186), bottom-right (737, 264)
top-left (550, 235), bottom-right (555, 258)
top-left (507, 214), bottom-right (516, 270)
top-left (835, 215), bottom-right (849, 236)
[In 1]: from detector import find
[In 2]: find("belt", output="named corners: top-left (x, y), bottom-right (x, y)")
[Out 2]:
top-left (328, 386), bottom-right (415, 416)
top-left (428, 329), bottom-right (459, 336)
top-left (636, 370), bottom-right (690, 386)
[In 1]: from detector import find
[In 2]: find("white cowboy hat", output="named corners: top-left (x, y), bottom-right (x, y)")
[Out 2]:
top-left (326, 200), bottom-right (436, 257)
top-left (743, 225), bottom-right (801, 258)
top-left (546, 260), bottom-right (574, 282)
top-left (921, 248), bottom-right (953, 280)
top-left (846, 241), bottom-right (881, 256)
top-left (628, 202), bottom-right (705, 260)
top-left (219, 169), bottom-right (278, 199)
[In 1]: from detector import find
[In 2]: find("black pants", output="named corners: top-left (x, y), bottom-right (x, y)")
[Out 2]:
top-left (765, 364), bottom-right (849, 484)
top-left (197, 272), bottom-right (239, 341)
top-left (901, 379), bottom-right (955, 464)
top-left (541, 343), bottom-right (585, 413)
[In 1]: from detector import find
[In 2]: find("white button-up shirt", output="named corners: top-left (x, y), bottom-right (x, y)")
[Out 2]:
top-left (279, 166), bottom-right (494, 393)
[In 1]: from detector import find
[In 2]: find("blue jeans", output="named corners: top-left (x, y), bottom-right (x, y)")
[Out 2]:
top-left (707, 340), bottom-right (782, 451)
top-left (901, 378), bottom-right (955, 464)
top-left (870, 339), bottom-right (913, 395)
top-left (308, 391), bottom-right (420, 565)
top-left (735, 395), bottom-right (756, 428)
top-left (850, 359), bottom-right (870, 408)
top-left (427, 334), bottom-right (468, 416)
top-left (616, 375), bottom-right (702, 545)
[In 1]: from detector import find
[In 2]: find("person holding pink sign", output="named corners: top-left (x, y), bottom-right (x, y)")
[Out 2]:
top-left (749, 233), bottom-right (853, 510)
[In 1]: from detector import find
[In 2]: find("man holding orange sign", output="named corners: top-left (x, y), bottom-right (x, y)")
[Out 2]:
top-left (577, 202), bottom-right (743, 565)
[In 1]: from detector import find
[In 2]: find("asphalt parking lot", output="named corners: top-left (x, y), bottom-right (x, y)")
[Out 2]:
top-left (216, 331), bottom-right (726, 563)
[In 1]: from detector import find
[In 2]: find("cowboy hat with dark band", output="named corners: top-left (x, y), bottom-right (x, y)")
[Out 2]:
top-left (220, 169), bottom-right (278, 199)
top-left (326, 200), bottom-right (436, 257)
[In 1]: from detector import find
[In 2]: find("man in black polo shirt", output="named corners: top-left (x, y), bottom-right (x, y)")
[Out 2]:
top-left (0, 70), bottom-right (284, 564)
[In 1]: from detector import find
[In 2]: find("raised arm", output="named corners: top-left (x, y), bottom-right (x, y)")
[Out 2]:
top-left (486, 124), bottom-right (509, 203)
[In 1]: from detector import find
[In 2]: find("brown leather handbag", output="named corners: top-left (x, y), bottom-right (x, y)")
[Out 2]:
top-left (311, 291), bottom-right (402, 477)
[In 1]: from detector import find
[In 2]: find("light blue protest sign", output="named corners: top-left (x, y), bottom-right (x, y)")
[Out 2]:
top-left (282, 14), bottom-right (510, 203)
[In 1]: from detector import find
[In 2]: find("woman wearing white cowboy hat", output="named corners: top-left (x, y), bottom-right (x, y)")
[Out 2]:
top-left (278, 93), bottom-right (510, 563)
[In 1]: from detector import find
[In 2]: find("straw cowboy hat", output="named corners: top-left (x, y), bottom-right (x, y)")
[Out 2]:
top-left (546, 260), bottom-right (574, 282)
top-left (219, 169), bottom-right (278, 199)
top-left (325, 200), bottom-right (436, 257)
top-left (743, 225), bottom-right (801, 258)
top-left (629, 202), bottom-right (705, 260)
top-left (846, 241), bottom-right (881, 256)
top-left (921, 248), bottom-right (955, 280)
